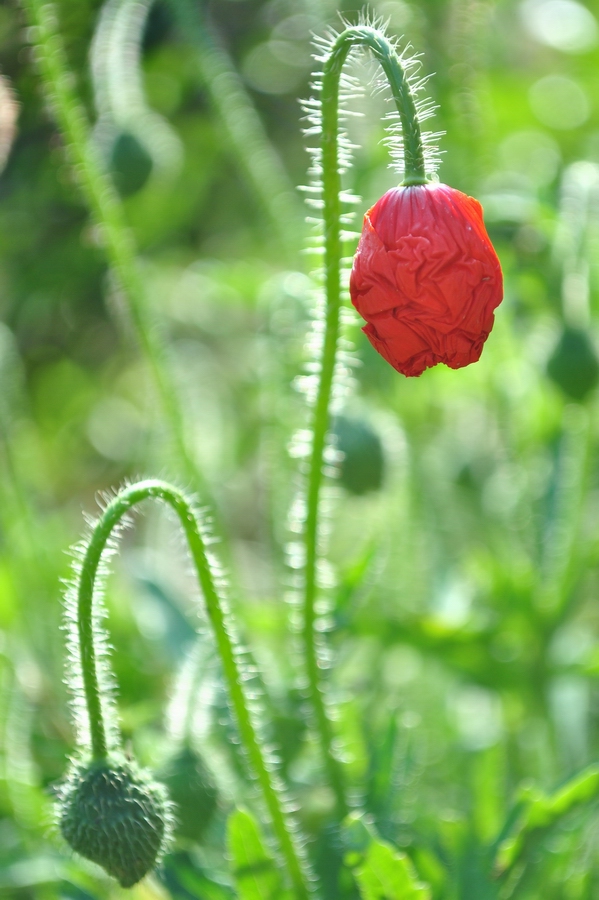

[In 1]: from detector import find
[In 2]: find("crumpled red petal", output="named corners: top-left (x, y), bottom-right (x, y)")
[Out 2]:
top-left (349, 183), bottom-right (503, 377)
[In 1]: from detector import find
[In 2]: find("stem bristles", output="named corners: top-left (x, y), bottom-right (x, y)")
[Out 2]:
top-left (292, 15), bottom-right (441, 820)
top-left (65, 480), bottom-right (314, 899)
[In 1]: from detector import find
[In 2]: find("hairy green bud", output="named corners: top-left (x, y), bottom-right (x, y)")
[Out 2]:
top-left (160, 743), bottom-right (218, 842)
top-left (57, 756), bottom-right (172, 888)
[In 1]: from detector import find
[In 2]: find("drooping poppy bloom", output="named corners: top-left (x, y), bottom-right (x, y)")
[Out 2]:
top-left (349, 183), bottom-right (503, 377)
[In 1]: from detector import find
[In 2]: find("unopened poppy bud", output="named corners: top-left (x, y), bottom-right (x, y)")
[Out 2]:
top-left (109, 130), bottom-right (153, 197)
top-left (160, 743), bottom-right (218, 843)
top-left (57, 756), bottom-right (171, 888)
top-left (350, 183), bottom-right (503, 377)
top-left (547, 326), bottom-right (599, 402)
top-left (333, 415), bottom-right (384, 495)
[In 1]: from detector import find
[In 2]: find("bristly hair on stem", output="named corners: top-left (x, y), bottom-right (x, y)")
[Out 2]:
top-left (61, 480), bottom-right (315, 899)
top-left (305, 11), bottom-right (443, 194)
top-left (62, 493), bottom-right (130, 758)
top-left (288, 13), bottom-right (442, 819)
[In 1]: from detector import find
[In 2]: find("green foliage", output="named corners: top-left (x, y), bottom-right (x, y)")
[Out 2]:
top-left (4, 0), bottom-right (599, 897)
top-left (495, 766), bottom-right (599, 876)
top-left (227, 808), bottom-right (292, 900)
top-left (354, 844), bottom-right (430, 900)
top-left (161, 851), bottom-right (235, 899)
top-left (341, 813), bottom-right (430, 900)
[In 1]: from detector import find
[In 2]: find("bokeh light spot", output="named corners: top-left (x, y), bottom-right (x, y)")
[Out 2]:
top-left (242, 41), bottom-right (308, 95)
top-left (499, 129), bottom-right (561, 186)
top-left (520, 0), bottom-right (598, 54)
top-left (529, 75), bottom-right (590, 129)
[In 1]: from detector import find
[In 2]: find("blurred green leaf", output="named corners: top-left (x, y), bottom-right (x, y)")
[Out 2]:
top-left (341, 813), bottom-right (431, 900)
top-left (354, 842), bottom-right (431, 900)
top-left (227, 808), bottom-right (291, 900)
top-left (161, 850), bottom-right (234, 900)
top-left (495, 765), bottom-right (599, 876)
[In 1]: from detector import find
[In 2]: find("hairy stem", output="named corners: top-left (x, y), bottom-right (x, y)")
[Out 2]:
top-left (76, 480), bottom-right (313, 900)
top-left (168, 0), bottom-right (303, 256)
top-left (303, 26), bottom-right (427, 818)
top-left (20, 0), bottom-right (203, 491)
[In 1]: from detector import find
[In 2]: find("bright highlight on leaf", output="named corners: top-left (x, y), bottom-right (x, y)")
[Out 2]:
top-left (341, 813), bottom-right (431, 900)
top-left (227, 808), bottom-right (293, 900)
top-left (354, 842), bottom-right (431, 900)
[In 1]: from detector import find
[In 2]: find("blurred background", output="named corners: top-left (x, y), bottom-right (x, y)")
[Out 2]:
top-left (2, 0), bottom-right (599, 897)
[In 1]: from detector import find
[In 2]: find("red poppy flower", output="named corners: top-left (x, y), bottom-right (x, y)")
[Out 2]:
top-left (349, 183), bottom-right (503, 377)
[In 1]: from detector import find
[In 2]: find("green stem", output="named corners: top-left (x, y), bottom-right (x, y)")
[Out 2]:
top-left (303, 26), bottom-right (427, 818)
top-left (76, 479), bottom-right (313, 900)
top-left (168, 0), bottom-right (303, 257)
top-left (20, 0), bottom-right (202, 491)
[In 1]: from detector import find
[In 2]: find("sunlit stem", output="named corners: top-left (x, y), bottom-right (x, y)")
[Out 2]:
top-left (303, 26), bottom-right (427, 818)
top-left (77, 480), bottom-right (313, 900)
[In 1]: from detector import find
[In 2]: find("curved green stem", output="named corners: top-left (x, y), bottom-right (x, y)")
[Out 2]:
top-left (303, 26), bottom-right (427, 818)
top-left (20, 0), bottom-right (203, 492)
top-left (77, 479), bottom-right (313, 900)
top-left (167, 0), bottom-right (303, 257)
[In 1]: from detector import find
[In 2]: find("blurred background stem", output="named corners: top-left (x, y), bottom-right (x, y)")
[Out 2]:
top-left (20, 0), bottom-right (210, 498)
top-left (167, 0), bottom-right (304, 259)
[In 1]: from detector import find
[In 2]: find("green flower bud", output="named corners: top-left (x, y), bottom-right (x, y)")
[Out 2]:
top-left (160, 744), bottom-right (218, 843)
top-left (109, 131), bottom-right (153, 197)
top-left (547, 327), bottom-right (599, 402)
top-left (57, 756), bottom-right (172, 888)
top-left (333, 415), bottom-right (385, 495)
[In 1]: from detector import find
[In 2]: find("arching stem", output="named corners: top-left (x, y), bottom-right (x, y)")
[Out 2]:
top-left (77, 480), bottom-right (312, 900)
top-left (303, 26), bottom-right (428, 818)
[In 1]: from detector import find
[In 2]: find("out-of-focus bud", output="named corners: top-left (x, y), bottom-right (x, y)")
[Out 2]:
top-left (547, 326), bottom-right (599, 402)
top-left (160, 743), bottom-right (219, 843)
top-left (58, 756), bottom-right (171, 887)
